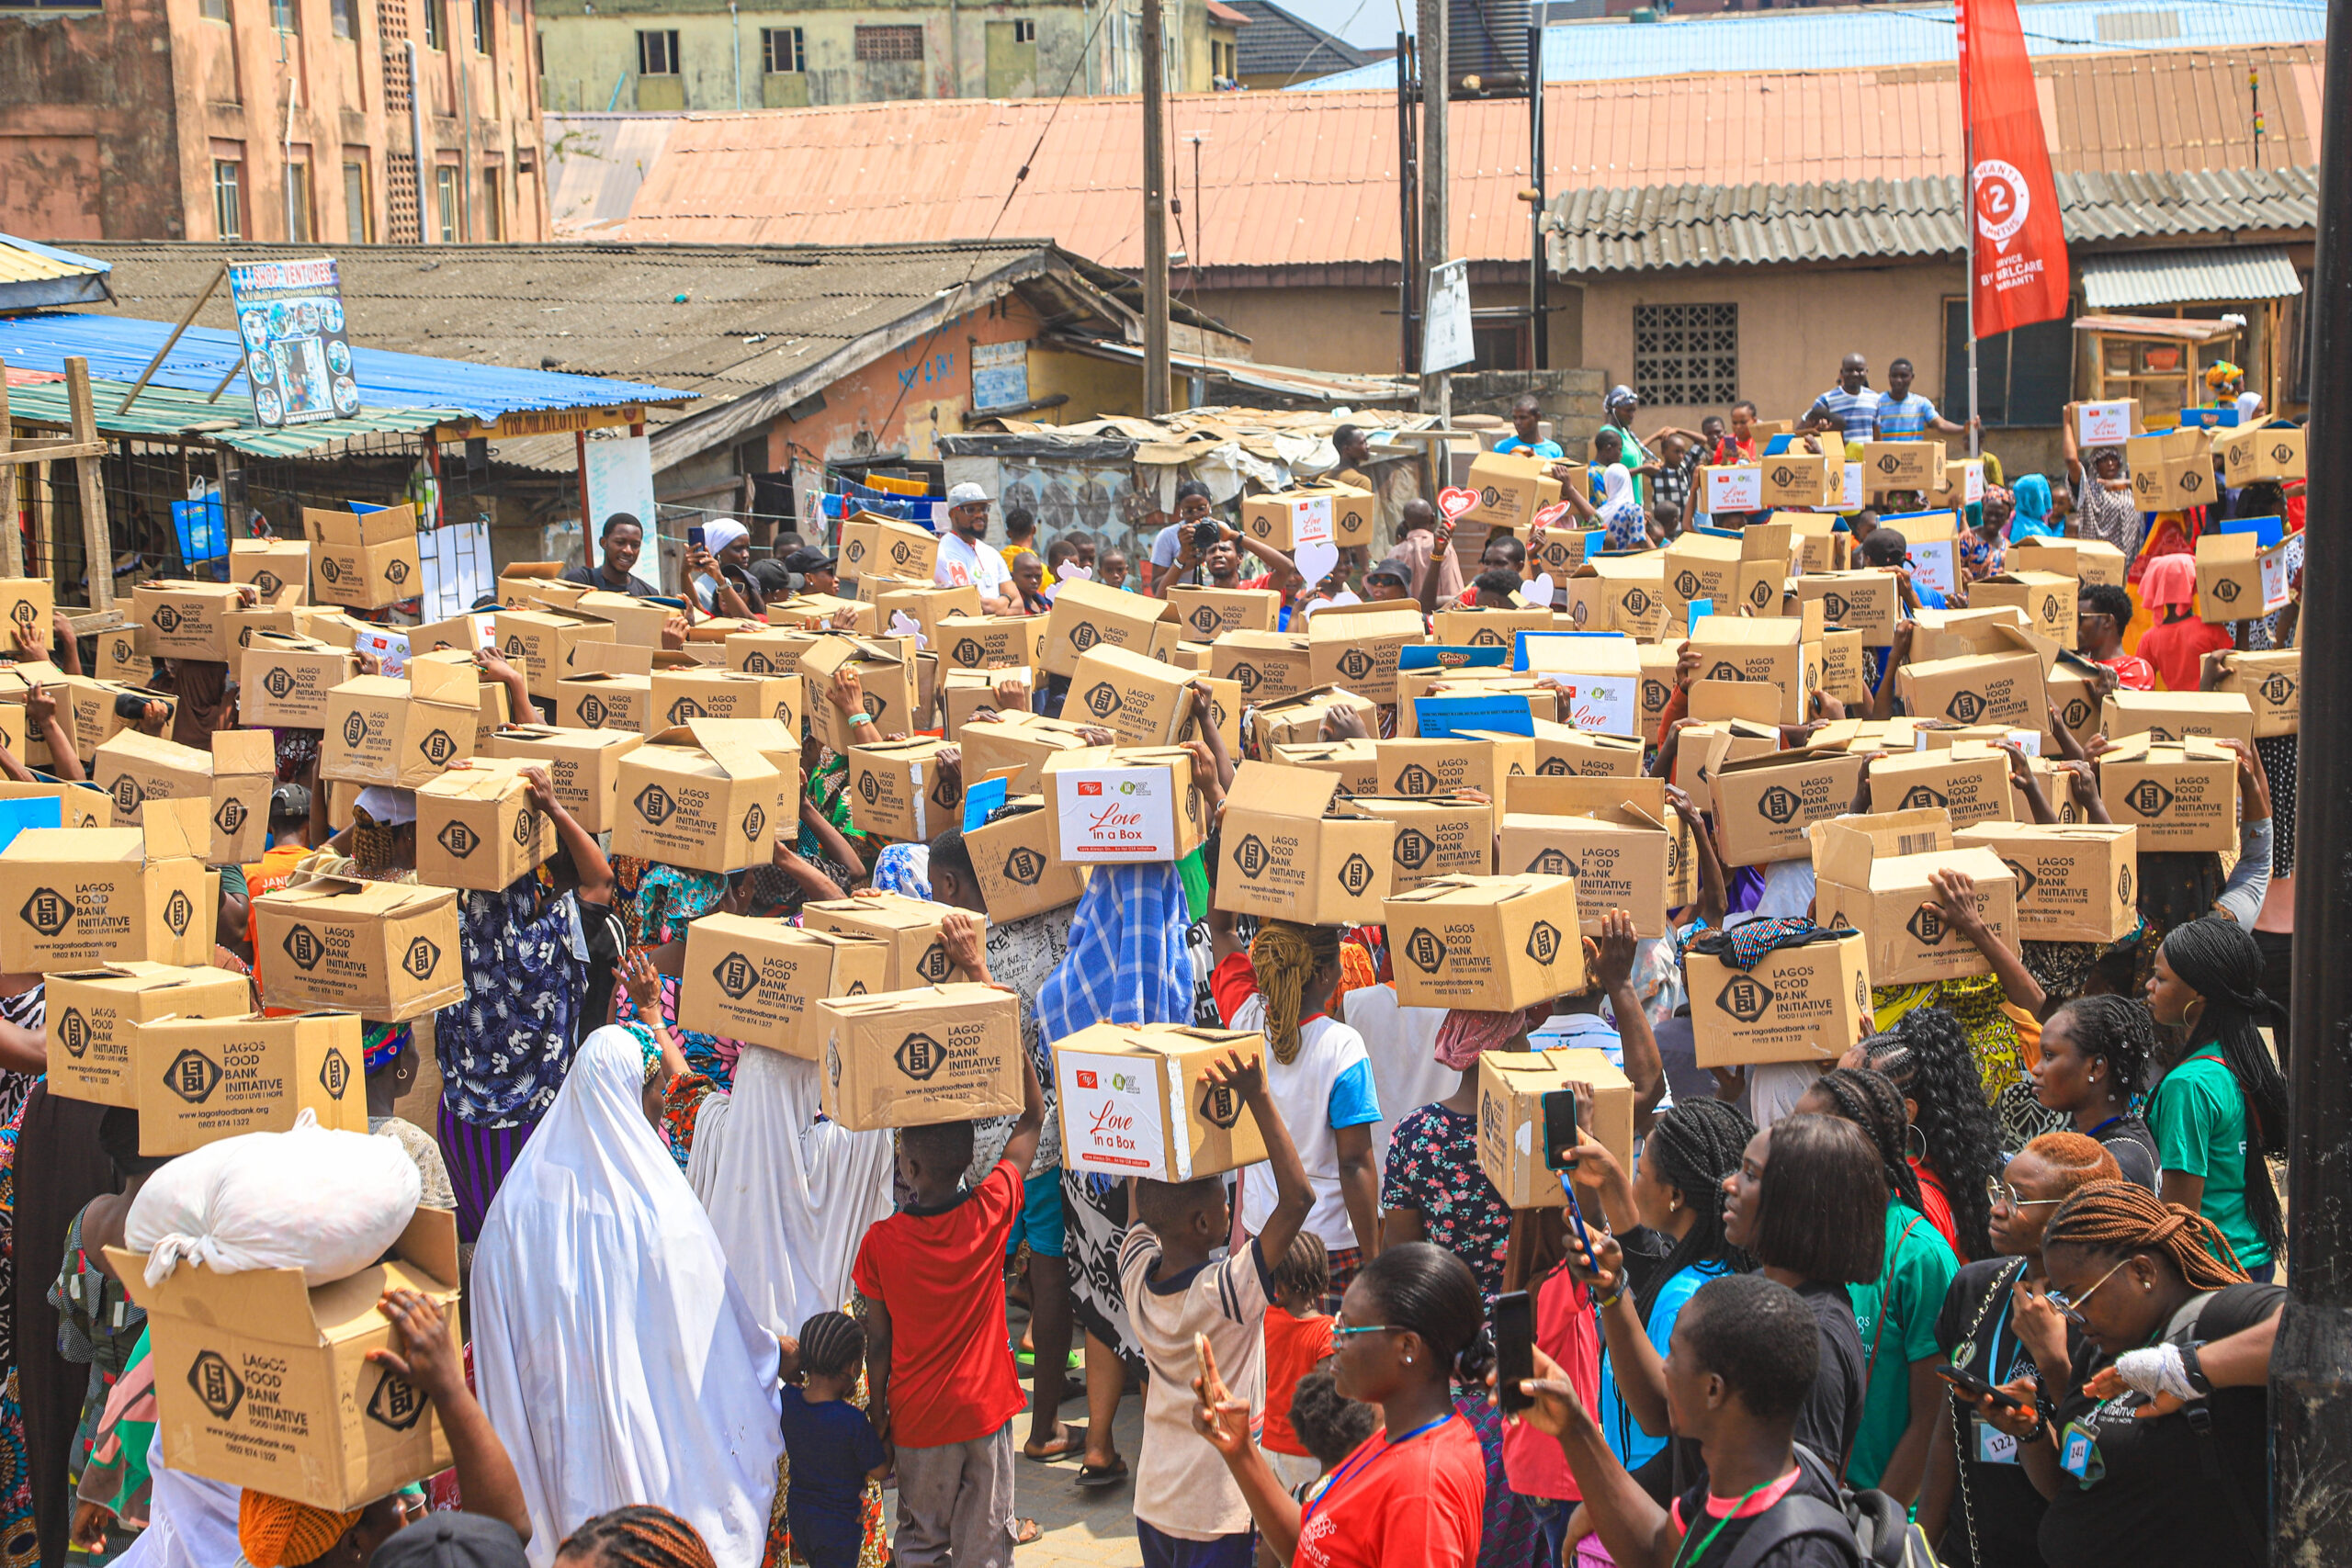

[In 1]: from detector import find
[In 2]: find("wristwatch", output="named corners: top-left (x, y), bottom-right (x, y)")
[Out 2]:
top-left (2179, 1341), bottom-right (2213, 1398)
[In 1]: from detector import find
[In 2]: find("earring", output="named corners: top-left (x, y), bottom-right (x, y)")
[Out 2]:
top-left (1906, 1122), bottom-right (1928, 1162)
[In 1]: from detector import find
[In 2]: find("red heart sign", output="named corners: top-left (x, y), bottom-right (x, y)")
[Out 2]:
top-left (1438, 487), bottom-right (1478, 520)
top-left (1532, 500), bottom-right (1574, 529)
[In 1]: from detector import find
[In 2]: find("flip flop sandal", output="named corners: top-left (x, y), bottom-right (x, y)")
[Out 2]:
top-left (1020, 1427), bottom-right (1088, 1462)
top-left (1016, 1519), bottom-right (1045, 1546)
top-left (1073, 1460), bottom-right (1129, 1490)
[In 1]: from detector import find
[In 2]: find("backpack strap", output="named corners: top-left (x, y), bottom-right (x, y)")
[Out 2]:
top-left (2175, 1296), bottom-right (2267, 1560)
top-left (1714, 1495), bottom-right (1863, 1568)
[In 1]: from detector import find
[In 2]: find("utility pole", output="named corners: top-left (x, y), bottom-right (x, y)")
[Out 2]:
top-left (1141, 0), bottom-right (1171, 416)
top-left (1417, 0), bottom-right (1448, 420)
top-left (2278, 0), bottom-right (2352, 1555)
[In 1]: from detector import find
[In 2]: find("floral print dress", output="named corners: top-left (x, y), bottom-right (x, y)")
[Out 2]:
top-left (1379, 1103), bottom-right (1513, 1305)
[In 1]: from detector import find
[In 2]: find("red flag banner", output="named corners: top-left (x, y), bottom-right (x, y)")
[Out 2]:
top-left (1958, 0), bottom-right (2070, 336)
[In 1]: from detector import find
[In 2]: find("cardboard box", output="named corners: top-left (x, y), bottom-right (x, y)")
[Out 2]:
top-left (1758, 453), bottom-right (1833, 509)
top-left (493, 560), bottom-right (582, 611)
top-left (320, 658), bottom-right (480, 788)
top-left (2126, 428), bottom-right (2215, 513)
top-left (2075, 400), bottom-right (2141, 446)
top-left (2047, 664), bottom-right (2103, 751)
top-left (958, 711), bottom-right (1098, 794)
top-left (1810, 812), bottom-right (2018, 986)
top-left (1793, 571), bottom-right (1901, 647)
top-left (128, 1010), bottom-right (368, 1156)
top-left (413, 761), bottom-right (555, 892)
top-left (819, 983), bottom-right (1023, 1132)
top-left (1953, 822), bottom-right (2138, 943)
top-left (0, 798), bottom-right (210, 971)
top-left (1207, 631), bottom-right (1313, 705)
top-left (1498, 807), bottom-right (1687, 937)
top-left (1268, 739), bottom-right (1382, 798)
top-left (493, 609), bottom-right (616, 701)
top-left (60, 677), bottom-right (172, 764)
top-left (1684, 928), bottom-right (1873, 1067)
top-left (1864, 747), bottom-right (2015, 829)
top-left (762, 594), bottom-right (879, 638)
top-left (250, 877), bottom-right (464, 1020)
top-left (943, 668), bottom-right (1032, 739)
top-left (837, 518), bottom-right (936, 583)
top-left (564, 590), bottom-right (671, 649)
top-left (1709, 748), bottom-right (1870, 866)
top-left (2007, 536), bottom-right (2127, 589)
top-left (553, 671), bottom-right (649, 735)
top-left (965, 795), bottom-right (1091, 920)
top-left (0, 576), bottom-right (52, 655)
top-left (803, 893), bottom-right (985, 989)
top-left (1969, 571), bottom-right (2078, 650)
top-left (1907, 607), bottom-right (2029, 664)
top-left (1214, 762), bottom-right (1394, 925)
top-left (1476, 1047), bottom-right (1636, 1207)
top-left (1307, 604), bottom-right (1427, 696)
top-left (873, 583), bottom-right (982, 648)
top-left (1698, 465), bottom-right (1764, 515)
top-left (1664, 533), bottom-right (1782, 622)
top-left (1169, 586), bottom-right (1282, 642)
top-left (2098, 735), bottom-right (2240, 851)
top-left (2217, 423), bottom-right (2305, 485)
top-left (94, 729), bottom-right (272, 865)
top-left (1517, 633), bottom-right (1645, 737)
top-left (845, 736), bottom-right (965, 840)
top-left (44, 962), bottom-right (254, 1109)
top-left (722, 627), bottom-right (823, 676)
top-left (1529, 722), bottom-right (1645, 780)
top-left (1781, 513), bottom-right (1847, 575)
top-left (133, 581), bottom-right (246, 663)
top-left (93, 623), bottom-right (146, 683)
top-left (1456, 452), bottom-right (1563, 533)
top-left (1355, 794), bottom-right (1496, 892)
top-left (933, 614), bottom-right (1042, 675)
top-left (480, 726), bottom-right (642, 834)
top-left (647, 668), bottom-right (800, 737)
top-left (1431, 606), bottom-right (1552, 651)
top-left (2194, 532), bottom-right (2293, 623)
top-left (612, 718), bottom-right (798, 874)
top-left (1527, 525), bottom-right (1600, 582)
top-left (1042, 580), bottom-right (1175, 679)
top-left (1374, 734), bottom-right (1532, 801)
top-left (115, 1203), bottom-right (458, 1511)
top-left (302, 503), bottom-right (422, 610)
top-left (795, 636), bottom-right (920, 752)
top-left (240, 635), bottom-right (357, 730)
top-left (1385, 874), bottom-right (1587, 1010)
top-left (1859, 440), bottom-right (1946, 493)
top-left (2215, 649), bottom-right (2300, 737)
top-left (674, 916), bottom-right (891, 1061)
top-left (1687, 618), bottom-right (1816, 726)
top-left (2100, 689), bottom-right (2256, 750)
top-left (1896, 649), bottom-right (2048, 732)
top-left (1043, 746), bottom-right (1205, 864)
top-left (1052, 1022), bottom-right (1272, 1179)
top-left (1565, 557), bottom-right (1668, 639)
top-left (1069, 644), bottom-right (1198, 747)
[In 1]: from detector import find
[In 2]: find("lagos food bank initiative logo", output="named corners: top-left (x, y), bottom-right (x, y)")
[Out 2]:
top-left (152, 604), bottom-right (183, 634)
top-left (1822, 592), bottom-right (1852, 622)
top-left (284, 924), bottom-right (325, 970)
top-left (916, 942), bottom-right (953, 983)
top-left (110, 775), bottom-right (142, 814)
top-left (2002, 859), bottom-right (2039, 898)
top-left (741, 804), bottom-right (766, 840)
top-left (188, 1351), bottom-right (246, 1420)
top-left (321, 1047), bottom-right (351, 1099)
top-left (2062, 697), bottom-right (2093, 730)
top-left (403, 937), bottom-right (443, 980)
top-left (1069, 621), bottom-right (1102, 653)
top-left (439, 821), bottom-right (481, 859)
top-left (1404, 927), bottom-right (1446, 973)
top-left (1235, 834), bottom-right (1270, 878)
top-left (856, 772), bottom-right (881, 805)
top-left (1899, 784), bottom-right (1948, 811)
top-left (668, 697), bottom-right (707, 726)
top-left (1525, 921), bottom-right (1564, 964)
top-left (1001, 846), bottom-right (1046, 886)
top-left (1395, 763), bottom-right (1440, 796)
top-left (367, 1367), bottom-right (428, 1431)
top-left (1716, 974), bottom-right (1773, 1023)
top-left (419, 729), bottom-right (459, 766)
top-left (55, 1008), bottom-right (90, 1059)
top-left (1525, 847), bottom-right (1572, 876)
top-left (24, 888), bottom-right (80, 937)
top-left (1907, 906), bottom-right (1950, 945)
top-left (343, 712), bottom-right (373, 748)
top-left (214, 796), bottom-right (249, 837)
top-left (251, 570), bottom-right (284, 598)
top-left (2126, 779), bottom-right (2175, 818)
top-left (1083, 682), bottom-right (1122, 720)
top-left (164, 890), bottom-right (194, 936)
top-left (164, 1047), bottom-right (222, 1104)
top-left (578, 694), bottom-right (609, 727)
top-left (714, 951), bottom-right (760, 999)
top-left (896, 1032), bottom-right (945, 1079)
top-left (1337, 853), bottom-right (1375, 896)
top-left (1337, 647), bottom-right (1375, 682)
top-left (1188, 605), bottom-right (1222, 636)
top-left (1198, 1077), bottom-right (1243, 1129)
top-left (1396, 829), bottom-right (1436, 871)
top-left (635, 784), bottom-right (677, 825)
top-left (1757, 785), bottom-right (1803, 826)
top-left (2260, 671), bottom-right (2297, 706)
top-left (1945, 691), bottom-right (1987, 724)
top-left (953, 637), bottom-right (987, 666)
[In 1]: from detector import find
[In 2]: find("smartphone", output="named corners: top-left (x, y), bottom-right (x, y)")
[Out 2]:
top-left (687, 525), bottom-right (707, 548)
top-left (1540, 1089), bottom-right (1598, 1263)
top-left (1935, 1364), bottom-right (2023, 1411)
top-left (1494, 1291), bottom-right (1535, 1414)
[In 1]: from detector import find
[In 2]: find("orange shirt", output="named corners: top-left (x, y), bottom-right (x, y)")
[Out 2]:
top-left (1261, 1308), bottom-right (1336, 1457)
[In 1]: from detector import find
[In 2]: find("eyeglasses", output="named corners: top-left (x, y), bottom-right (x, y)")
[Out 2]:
top-left (2047, 1257), bottom-right (2132, 1328)
top-left (1330, 1322), bottom-right (1396, 1341)
top-left (1985, 1176), bottom-right (2066, 1213)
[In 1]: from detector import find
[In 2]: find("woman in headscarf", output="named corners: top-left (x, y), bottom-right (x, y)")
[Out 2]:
top-left (687, 520), bottom-right (764, 619)
top-left (1592, 430), bottom-right (1651, 551)
top-left (1378, 1004), bottom-right (1546, 1306)
top-left (2064, 422), bottom-right (2143, 556)
top-left (1385, 500), bottom-right (1464, 607)
top-left (2006, 472), bottom-right (2063, 542)
top-left (472, 1027), bottom-right (782, 1568)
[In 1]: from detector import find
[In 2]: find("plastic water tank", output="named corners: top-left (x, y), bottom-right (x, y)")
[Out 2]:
top-left (1447, 0), bottom-right (1533, 87)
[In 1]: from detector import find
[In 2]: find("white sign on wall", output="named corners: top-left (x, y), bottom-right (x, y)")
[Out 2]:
top-left (1423, 260), bottom-right (1475, 373)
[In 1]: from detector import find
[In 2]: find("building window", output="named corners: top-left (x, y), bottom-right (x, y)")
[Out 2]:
top-left (344, 160), bottom-right (371, 241)
top-left (1940, 299), bottom-right (2074, 428)
top-left (1631, 302), bottom-right (1737, 407)
top-left (270, 0), bottom-right (297, 31)
top-left (761, 25), bottom-right (803, 73)
top-left (435, 164), bottom-right (458, 243)
top-left (854, 23), bottom-right (922, 61)
top-left (212, 160), bottom-right (243, 240)
top-left (330, 0), bottom-right (351, 36)
top-left (469, 0), bottom-right (484, 50)
top-left (285, 161), bottom-right (313, 242)
top-left (481, 165), bottom-right (503, 241)
top-left (201, 0), bottom-right (230, 20)
top-left (638, 28), bottom-right (679, 73)
top-left (422, 0), bottom-right (441, 49)
top-left (1012, 17), bottom-right (1035, 40)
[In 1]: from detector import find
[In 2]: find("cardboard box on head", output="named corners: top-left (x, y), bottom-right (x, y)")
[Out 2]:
top-left (677, 916), bottom-right (892, 1060)
top-left (1170, 586), bottom-right (1282, 642)
top-left (942, 667), bottom-right (1033, 739)
top-left (134, 581), bottom-right (248, 663)
top-left (845, 736), bottom-right (967, 841)
top-left (1306, 604), bottom-right (1429, 696)
top-left (302, 504), bottom-right (422, 610)
top-left (796, 637), bottom-right (920, 753)
top-left (2098, 735), bottom-right (2239, 851)
top-left (1356, 794), bottom-right (1497, 892)
top-left (2100, 690), bottom-right (2256, 750)
top-left (2216, 423), bottom-right (2306, 486)
top-left (2194, 532), bottom-right (2294, 623)
top-left (319, 656), bottom-right (480, 788)
top-left (1864, 745), bottom-right (2016, 829)
top-left (1565, 556), bottom-right (1668, 638)
top-left (1432, 606), bottom-right (1553, 651)
top-left (62, 677), bottom-right (178, 765)
top-left (965, 795), bottom-right (1091, 921)
top-left (1497, 807), bottom-right (1690, 937)
top-left (611, 718), bottom-right (798, 874)
top-left (481, 727), bottom-right (642, 833)
top-left (2126, 428), bottom-right (2215, 513)
top-left (94, 728), bottom-right (273, 866)
top-left (1248, 684), bottom-right (1378, 748)
top-left (1457, 453), bottom-right (1563, 533)
top-left (1374, 734), bottom-right (1533, 802)
top-left (1529, 722), bottom-right (1645, 780)
top-left (724, 627), bottom-right (827, 675)
top-left (493, 560), bottom-right (582, 612)
top-left (1810, 810), bottom-right (2018, 986)
top-left (2215, 650), bottom-right (2300, 737)
top-left (1214, 761), bottom-right (1394, 926)
top-left (1859, 441), bottom-right (1946, 494)
top-left (0, 796), bottom-right (211, 971)
top-left (1683, 927), bottom-right (1873, 1067)
top-left (43, 962), bottom-right (254, 1109)
top-left (250, 877), bottom-right (466, 1020)
top-left (1385, 874), bottom-right (1587, 1010)
top-left (243, 634), bottom-right (361, 736)
top-left (1208, 631), bottom-right (1314, 706)
top-left (1969, 571), bottom-right (2078, 650)
top-left (1686, 617), bottom-right (1816, 726)
top-left (1052, 1022), bottom-right (1272, 1179)
top-left (1708, 748), bottom-right (1871, 867)
top-left (1476, 1048), bottom-right (1636, 1206)
top-left (647, 668), bottom-right (801, 737)
top-left (2007, 536), bottom-right (2127, 589)
top-left (819, 983), bottom-right (1024, 1132)
top-left (874, 584), bottom-right (983, 649)
top-left (1895, 647), bottom-right (2049, 733)
top-left (555, 671), bottom-right (651, 735)
top-left (803, 892), bottom-right (985, 989)
top-left (1792, 570), bottom-right (1902, 648)
top-left (129, 1010), bottom-right (370, 1156)
top-left (957, 711), bottom-right (1099, 795)
top-left (492, 609), bottom-right (617, 701)
top-left (229, 540), bottom-right (312, 605)
top-left (932, 614), bottom-right (1044, 676)
top-left (413, 760), bottom-right (556, 892)
top-left (1068, 644), bottom-right (1200, 746)
top-left (1953, 822), bottom-right (2138, 942)
top-left (1268, 739), bottom-right (1382, 798)
top-left (1043, 746), bottom-right (1206, 863)
top-left (1043, 580), bottom-right (1176, 678)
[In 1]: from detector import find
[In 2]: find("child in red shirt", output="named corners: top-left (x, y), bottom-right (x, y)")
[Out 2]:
top-left (1261, 1232), bottom-right (1339, 1493)
top-left (853, 1047), bottom-right (1045, 1568)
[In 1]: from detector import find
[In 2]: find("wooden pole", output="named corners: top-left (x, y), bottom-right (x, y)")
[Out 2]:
top-left (1142, 0), bottom-right (1171, 417)
top-left (117, 263), bottom-right (228, 418)
top-left (1418, 0), bottom-right (1449, 421)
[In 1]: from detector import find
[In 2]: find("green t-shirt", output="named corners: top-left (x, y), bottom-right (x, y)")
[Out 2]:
top-left (1845, 1200), bottom-right (1959, 1490)
top-left (2148, 1053), bottom-right (2269, 1270)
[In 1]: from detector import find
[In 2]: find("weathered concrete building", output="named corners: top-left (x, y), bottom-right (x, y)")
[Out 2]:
top-left (0, 0), bottom-right (549, 243)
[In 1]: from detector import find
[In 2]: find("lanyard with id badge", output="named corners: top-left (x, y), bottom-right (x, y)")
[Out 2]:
top-left (1950, 1262), bottom-right (2030, 1467)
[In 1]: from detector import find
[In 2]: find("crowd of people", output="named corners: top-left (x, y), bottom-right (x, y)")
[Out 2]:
top-left (0, 344), bottom-right (2303, 1568)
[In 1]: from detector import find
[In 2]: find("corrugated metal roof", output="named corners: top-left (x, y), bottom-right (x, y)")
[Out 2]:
top-left (1546, 166), bottom-right (2319, 272)
top-left (573, 43), bottom-right (2322, 273)
top-left (0, 235), bottom-right (111, 310)
top-left (0, 377), bottom-right (457, 456)
top-left (1299, 0), bottom-right (2325, 90)
top-left (1227, 0), bottom-right (1373, 80)
top-left (2078, 243), bottom-right (2305, 308)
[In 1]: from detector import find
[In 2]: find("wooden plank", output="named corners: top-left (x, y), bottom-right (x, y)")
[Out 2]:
top-left (64, 362), bottom-right (114, 618)
top-left (0, 370), bottom-right (18, 579)
top-left (0, 440), bottom-right (110, 464)
top-left (62, 610), bottom-right (125, 635)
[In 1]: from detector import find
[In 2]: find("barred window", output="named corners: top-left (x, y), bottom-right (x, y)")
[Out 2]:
top-left (1632, 302), bottom-right (1738, 407)
top-left (855, 23), bottom-right (922, 60)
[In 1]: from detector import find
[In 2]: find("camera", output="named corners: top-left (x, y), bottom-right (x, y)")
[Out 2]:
top-left (1191, 520), bottom-right (1221, 552)
top-left (114, 691), bottom-right (153, 722)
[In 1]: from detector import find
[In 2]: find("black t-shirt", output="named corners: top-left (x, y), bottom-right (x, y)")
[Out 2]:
top-left (1792, 1279), bottom-right (1867, 1472)
top-left (576, 897), bottom-right (627, 1045)
top-left (1932, 1258), bottom-right (2058, 1568)
top-left (1673, 1457), bottom-right (1857, 1568)
top-left (2093, 1115), bottom-right (2162, 1191)
top-left (2039, 1281), bottom-right (2285, 1568)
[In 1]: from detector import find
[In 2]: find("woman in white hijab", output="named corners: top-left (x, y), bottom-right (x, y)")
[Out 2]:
top-left (471, 1027), bottom-right (781, 1568)
top-left (688, 517), bottom-right (764, 617)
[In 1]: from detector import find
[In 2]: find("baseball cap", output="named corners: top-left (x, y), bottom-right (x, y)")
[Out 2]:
top-left (783, 547), bottom-right (838, 576)
top-left (269, 783), bottom-right (312, 822)
top-left (946, 481), bottom-right (990, 506)
top-left (1365, 562), bottom-right (1411, 588)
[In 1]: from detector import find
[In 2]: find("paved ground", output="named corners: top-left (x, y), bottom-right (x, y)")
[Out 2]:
top-left (1007, 1369), bottom-right (1147, 1568)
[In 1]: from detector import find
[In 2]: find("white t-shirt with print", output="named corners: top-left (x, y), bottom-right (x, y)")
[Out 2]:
top-left (934, 532), bottom-right (1012, 597)
top-left (1230, 993), bottom-right (1377, 1251)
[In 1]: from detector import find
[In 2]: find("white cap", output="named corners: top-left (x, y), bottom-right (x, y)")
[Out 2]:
top-left (354, 786), bottom-right (418, 826)
top-left (946, 481), bottom-right (989, 506)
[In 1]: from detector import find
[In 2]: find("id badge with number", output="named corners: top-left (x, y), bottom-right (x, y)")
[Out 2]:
top-left (2060, 1420), bottom-right (2104, 1485)
top-left (1973, 1416), bottom-right (2019, 1465)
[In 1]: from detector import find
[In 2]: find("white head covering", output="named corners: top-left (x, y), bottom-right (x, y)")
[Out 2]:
top-left (116, 1430), bottom-right (239, 1568)
top-left (702, 518), bottom-right (750, 555)
top-left (470, 1027), bottom-right (782, 1568)
top-left (946, 481), bottom-right (989, 506)
top-left (1598, 464), bottom-right (1643, 527)
top-left (688, 1044), bottom-right (897, 1342)
top-left (354, 785), bottom-right (417, 826)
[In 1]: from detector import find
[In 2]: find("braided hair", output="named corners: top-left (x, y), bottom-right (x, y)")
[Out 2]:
top-left (1249, 919), bottom-right (1340, 1065)
top-left (1634, 1099), bottom-right (1756, 1321)
top-left (795, 1311), bottom-right (865, 1382)
top-left (2157, 918), bottom-right (2289, 1254)
top-left (1866, 1008), bottom-right (2004, 1261)
top-left (2052, 994), bottom-right (2156, 1101)
top-left (2041, 1179), bottom-right (2249, 1290)
top-left (1353, 1241), bottom-right (1490, 1386)
top-left (1808, 1066), bottom-right (1927, 1216)
top-left (557, 1507), bottom-right (717, 1568)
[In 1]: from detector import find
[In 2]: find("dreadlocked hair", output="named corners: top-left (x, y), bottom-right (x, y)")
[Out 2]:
top-left (1634, 1099), bottom-right (1757, 1321)
top-left (558, 1506), bottom-right (717, 1568)
top-left (1250, 919), bottom-right (1340, 1065)
top-left (2053, 994), bottom-right (2156, 1100)
top-left (2041, 1179), bottom-right (2249, 1290)
top-left (2158, 918), bottom-right (2289, 1254)
top-left (795, 1310), bottom-right (865, 1381)
top-left (1867, 1007), bottom-right (2004, 1261)
top-left (1808, 1067), bottom-right (1926, 1215)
